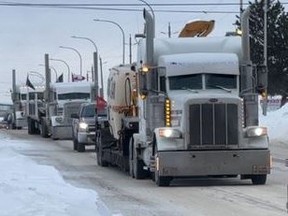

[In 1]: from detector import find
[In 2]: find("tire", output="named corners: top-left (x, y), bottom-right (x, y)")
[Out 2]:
top-left (77, 142), bottom-right (85, 152)
top-left (96, 130), bottom-right (108, 167)
top-left (12, 123), bottom-right (16, 130)
top-left (132, 146), bottom-right (148, 179)
top-left (73, 138), bottom-right (78, 151)
top-left (129, 138), bottom-right (135, 178)
top-left (28, 118), bottom-right (36, 135)
top-left (251, 175), bottom-right (267, 185)
top-left (27, 118), bottom-right (32, 135)
top-left (40, 119), bottom-right (49, 138)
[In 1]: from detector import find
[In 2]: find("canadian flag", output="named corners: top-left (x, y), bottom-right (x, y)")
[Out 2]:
top-left (72, 73), bottom-right (85, 82)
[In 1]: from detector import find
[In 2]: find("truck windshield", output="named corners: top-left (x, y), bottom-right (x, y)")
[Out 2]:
top-left (169, 74), bottom-right (202, 90)
top-left (205, 74), bottom-right (237, 89)
top-left (58, 93), bottom-right (90, 100)
top-left (81, 104), bottom-right (95, 117)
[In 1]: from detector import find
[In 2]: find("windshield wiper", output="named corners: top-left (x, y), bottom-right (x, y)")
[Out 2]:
top-left (207, 85), bottom-right (232, 93)
top-left (181, 87), bottom-right (198, 93)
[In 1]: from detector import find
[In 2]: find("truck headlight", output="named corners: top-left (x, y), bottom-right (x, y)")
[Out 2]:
top-left (55, 117), bottom-right (63, 123)
top-left (79, 122), bottom-right (88, 130)
top-left (245, 126), bottom-right (267, 137)
top-left (159, 128), bottom-right (182, 138)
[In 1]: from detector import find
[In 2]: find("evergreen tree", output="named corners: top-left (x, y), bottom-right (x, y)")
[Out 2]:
top-left (236, 0), bottom-right (288, 99)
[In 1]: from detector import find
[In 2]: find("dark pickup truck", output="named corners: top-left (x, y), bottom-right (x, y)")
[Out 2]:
top-left (71, 103), bottom-right (96, 152)
top-left (71, 102), bottom-right (107, 152)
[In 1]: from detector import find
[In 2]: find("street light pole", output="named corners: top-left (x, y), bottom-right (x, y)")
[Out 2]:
top-left (50, 58), bottom-right (71, 82)
top-left (59, 46), bottom-right (83, 76)
top-left (262, 0), bottom-right (268, 116)
top-left (39, 64), bottom-right (58, 82)
top-left (71, 35), bottom-right (99, 100)
top-left (71, 36), bottom-right (99, 82)
top-left (94, 19), bottom-right (125, 64)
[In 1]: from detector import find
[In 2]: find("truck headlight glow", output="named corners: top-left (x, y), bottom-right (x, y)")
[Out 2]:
top-left (159, 128), bottom-right (181, 138)
top-left (55, 117), bottom-right (63, 123)
top-left (245, 126), bottom-right (268, 137)
top-left (79, 122), bottom-right (88, 130)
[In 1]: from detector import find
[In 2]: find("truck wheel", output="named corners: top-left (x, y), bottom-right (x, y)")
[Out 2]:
top-left (28, 118), bottom-right (37, 134)
top-left (96, 130), bottom-right (108, 167)
top-left (40, 119), bottom-right (49, 138)
top-left (73, 138), bottom-right (78, 151)
top-left (132, 147), bottom-right (148, 179)
top-left (129, 138), bottom-right (135, 178)
top-left (251, 175), bottom-right (267, 185)
top-left (77, 143), bottom-right (85, 152)
top-left (27, 118), bottom-right (32, 134)
top-left (12, 123), bottom-right (16, 130)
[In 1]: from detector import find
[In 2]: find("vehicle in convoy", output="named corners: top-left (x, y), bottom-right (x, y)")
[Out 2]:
top-left (95, 8), bottom-right (271, 186)
top-left (10, 70), bottom-right (37, 129)
top-left (11, 55), bottom-right (97, 140)
top-left (72, 103), bottom-right (96, 152)
top-left (46, 82), bottom-right (93, 140)
top-left (72, 98), bottom-right (107, 152)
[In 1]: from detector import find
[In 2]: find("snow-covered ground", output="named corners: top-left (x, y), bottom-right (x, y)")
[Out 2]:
top-left (0, 103), bottom-right (287, 216)
top-left (0, 135), bottom-right (114, 216)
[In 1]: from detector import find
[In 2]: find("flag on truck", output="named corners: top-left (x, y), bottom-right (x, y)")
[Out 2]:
top-left (25, 75), bottom-right (35, 90)
top-left (56, 73), bottom-right (63, 83)
top-left (96, 96), bottom-right (107, 111)
top-left (72, 73), bottom-right (85, 82)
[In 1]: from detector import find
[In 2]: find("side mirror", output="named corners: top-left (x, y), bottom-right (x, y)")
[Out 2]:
top-left (71, 113), bottom-right (79, 119)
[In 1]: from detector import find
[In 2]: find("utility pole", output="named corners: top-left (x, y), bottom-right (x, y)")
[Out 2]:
top-left (129, 34), bottom-right (132, 64)
top-left (168, 22), bottom-right (171, 38)
top-left (262, 0), bottom-right (268, 116)
top-left (99, 57), bottom-right (104, 98)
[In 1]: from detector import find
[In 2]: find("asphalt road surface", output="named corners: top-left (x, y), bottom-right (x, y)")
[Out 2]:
top-left (1, 129), bottom-right (287, 216)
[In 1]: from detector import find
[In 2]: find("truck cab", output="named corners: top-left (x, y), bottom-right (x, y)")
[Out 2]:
top-left (48, 82), bottom-right (94, 140)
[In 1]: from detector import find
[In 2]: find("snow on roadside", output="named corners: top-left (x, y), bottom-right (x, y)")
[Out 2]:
top-left (259, 103), bottom-right (288, 142)
top-left (0, 135), bottom-right (112, 216)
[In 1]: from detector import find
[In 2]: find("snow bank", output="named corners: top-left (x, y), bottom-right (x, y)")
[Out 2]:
top-left (0, 141), bottom-right (112, 216)
top-left (259, 103), bottom-right (288, 142)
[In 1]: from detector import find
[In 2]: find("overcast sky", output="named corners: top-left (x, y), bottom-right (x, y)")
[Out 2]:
top-left (0, 0), bottom-right (254, 103)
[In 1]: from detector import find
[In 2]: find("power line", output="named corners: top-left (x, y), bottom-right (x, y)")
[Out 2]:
top-left (0, 3), bottom-right (239, 14)
top-left (1, 2), bottom-right (288, 14)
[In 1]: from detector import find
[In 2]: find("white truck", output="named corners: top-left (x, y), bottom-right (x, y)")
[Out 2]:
top-left (15, 54), bottom-right (97, 140)
top-left (10, 70), bottom-right (43, 130)
top-left (96, 8), bottom-right (270, 186)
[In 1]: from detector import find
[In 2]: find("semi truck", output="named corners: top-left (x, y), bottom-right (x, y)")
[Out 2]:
top-left (10, 70), bottom-right (45, 130)
top-left (12, 54), bottom-right (97, 140)
top-left (95, 8), bottom-right (271, 186)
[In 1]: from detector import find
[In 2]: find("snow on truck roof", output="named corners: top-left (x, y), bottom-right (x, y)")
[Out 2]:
top-left (137, 36), bottom-right (242, 65)
top-left (159, 53), bottom-right (239, 76)
top-left (50, 82), bottom-right (93, 94)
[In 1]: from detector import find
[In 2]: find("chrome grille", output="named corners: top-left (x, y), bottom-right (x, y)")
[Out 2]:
top-left (189, 103), bottom-right (238, 147)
